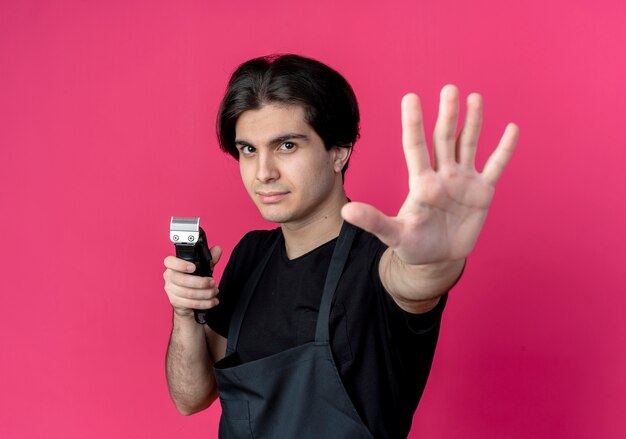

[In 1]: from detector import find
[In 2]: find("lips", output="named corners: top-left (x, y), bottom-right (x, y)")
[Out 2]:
top-left (256, 191), bottom-right (289, 204)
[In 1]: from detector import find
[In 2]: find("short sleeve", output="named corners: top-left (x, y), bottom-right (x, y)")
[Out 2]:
top-left (393, 292), bottom-right (448, 335)
top-left (371, 242), bottom-right (461, 336)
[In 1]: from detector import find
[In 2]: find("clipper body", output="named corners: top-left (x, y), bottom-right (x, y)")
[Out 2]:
top-left (170, 217), bottom-right (213, 324)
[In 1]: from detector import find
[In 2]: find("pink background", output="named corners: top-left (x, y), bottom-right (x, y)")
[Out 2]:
top-left (1, 0), bottom-right (625, 437)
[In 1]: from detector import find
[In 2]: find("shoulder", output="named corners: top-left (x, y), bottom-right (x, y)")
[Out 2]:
top-left (233, 228), bottom-right (282, 255)
top-left (208, 228), bottom-right (281, 337)
top-left (239, 227), bottom-right (281, 243)
top-left (224, 228), bottom-right (283, 272)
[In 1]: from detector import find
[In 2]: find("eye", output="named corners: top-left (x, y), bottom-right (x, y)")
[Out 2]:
top-left (239, 145), bottom-right (256, 156)
top-left (279, 142), bottom-right (296, 151)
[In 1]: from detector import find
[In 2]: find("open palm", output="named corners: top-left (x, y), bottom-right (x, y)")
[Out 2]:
top-left (342, 85), bottom-right (519, 265)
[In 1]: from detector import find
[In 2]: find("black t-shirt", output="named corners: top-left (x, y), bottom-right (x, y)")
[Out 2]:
top-left (208, 227), bottom-right (447, 439)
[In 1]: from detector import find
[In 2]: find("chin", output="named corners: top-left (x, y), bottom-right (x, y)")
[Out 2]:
top-left (256, 206), bottom-right (294, 224)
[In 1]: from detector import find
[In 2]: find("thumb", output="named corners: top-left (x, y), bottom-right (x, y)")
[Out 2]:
top-left (209, 245), bottom-right (223, 269)
top-left (341, 202), bottom-right (402, 248)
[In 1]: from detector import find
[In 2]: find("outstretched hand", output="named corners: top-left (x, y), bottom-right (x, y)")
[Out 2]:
top-left (342, 85), bottom-right (519, 266)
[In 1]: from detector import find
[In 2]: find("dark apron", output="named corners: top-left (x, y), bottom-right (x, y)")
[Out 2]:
top-left (213, 222), bottom-right (374, 439)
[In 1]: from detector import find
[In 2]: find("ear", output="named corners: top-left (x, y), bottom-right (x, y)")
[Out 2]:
top-left (331, 145), bottom-right (352, 173)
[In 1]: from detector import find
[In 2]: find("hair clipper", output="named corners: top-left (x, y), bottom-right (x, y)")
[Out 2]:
top-left (169, 217), bottom-right (213, 324)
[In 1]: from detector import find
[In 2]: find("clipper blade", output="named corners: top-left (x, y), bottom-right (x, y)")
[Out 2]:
top-left (169, 216), bottom-right (212, 325)
top-left (170, 217), bottom-right (200, 245)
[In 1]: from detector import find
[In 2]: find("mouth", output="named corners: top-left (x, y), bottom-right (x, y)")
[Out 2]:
top-left (256, 191), bottom-right (289, 204)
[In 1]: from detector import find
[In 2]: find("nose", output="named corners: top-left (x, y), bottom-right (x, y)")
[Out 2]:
top-left (256, 151), bottom-right (279, 183)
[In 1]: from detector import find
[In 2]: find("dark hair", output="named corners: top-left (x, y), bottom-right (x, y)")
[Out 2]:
top-left (216, 54), bottom-right (360, 176)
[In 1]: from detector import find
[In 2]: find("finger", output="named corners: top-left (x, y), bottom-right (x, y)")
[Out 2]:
top-left (401, 93), bottom-right (431, 177)
top-left (164, 255), bottom-right (196, 273)
top-left (165, 269), bottom-right (217, 289)
top-left (167, 281), bottom-right (219, 301)
top-left (209, 245), bottom-right (222, 270)
top-left (457, 93), bottom-right (482, 167)
top-left (482, 123), bottom-right (519, 185)
top-left (170, 294), bottom-right (220, 311)
top-left (433, 84), bottom-right (460, 169)
top-left (341, 202), bottom-right (403, 248)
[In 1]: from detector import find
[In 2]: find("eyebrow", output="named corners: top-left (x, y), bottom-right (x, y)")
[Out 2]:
top-left (234, 133), bottom-right (310, 148)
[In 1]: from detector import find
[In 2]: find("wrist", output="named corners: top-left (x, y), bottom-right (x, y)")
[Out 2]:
top-left (403, 256), bottom-right (465, 282)
top-left (382, 250), bottom-right (465, 302)
top-left (172, 310), bottom-right (203, 330)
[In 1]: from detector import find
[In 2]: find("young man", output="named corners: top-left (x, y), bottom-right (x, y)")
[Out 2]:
top-left (163, 54), bottom-right (518, 438)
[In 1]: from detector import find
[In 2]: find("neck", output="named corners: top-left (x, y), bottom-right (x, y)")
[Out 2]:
top-left (281, 191), bottom-right (348, 259)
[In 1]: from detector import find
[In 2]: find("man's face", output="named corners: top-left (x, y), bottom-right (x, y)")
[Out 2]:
top-left (235, 104), bottom-right (348, 225)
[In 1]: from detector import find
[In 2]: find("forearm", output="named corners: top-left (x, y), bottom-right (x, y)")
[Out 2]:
top-left (166, 313), bottom-right (217, 415)
top-left (380, 249), bottom-right (465, 313)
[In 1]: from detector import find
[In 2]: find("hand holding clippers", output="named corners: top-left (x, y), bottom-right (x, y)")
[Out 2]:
top-left (169, 217), bottom-right (213, 325)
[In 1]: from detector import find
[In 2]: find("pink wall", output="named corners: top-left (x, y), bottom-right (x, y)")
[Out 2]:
top-left (1, 1), bottom-right (625, 437)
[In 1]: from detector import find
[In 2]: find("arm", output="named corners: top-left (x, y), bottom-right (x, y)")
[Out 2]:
top-left (342, 85), bottom-right (519, 313)
top-left (163, 248), bottom-right (226, 415)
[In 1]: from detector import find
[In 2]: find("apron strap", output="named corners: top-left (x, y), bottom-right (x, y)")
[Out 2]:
top-left (225, 231), bottom-right (280, 355)
top-left (315, 221), bottom-right (357, 343)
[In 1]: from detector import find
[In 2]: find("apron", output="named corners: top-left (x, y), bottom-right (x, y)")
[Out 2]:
top-left (213, 222), bottom-right (374, 439)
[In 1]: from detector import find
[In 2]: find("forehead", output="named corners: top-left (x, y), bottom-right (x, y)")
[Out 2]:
top-left (235, 104), bottom-right (314, 143)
